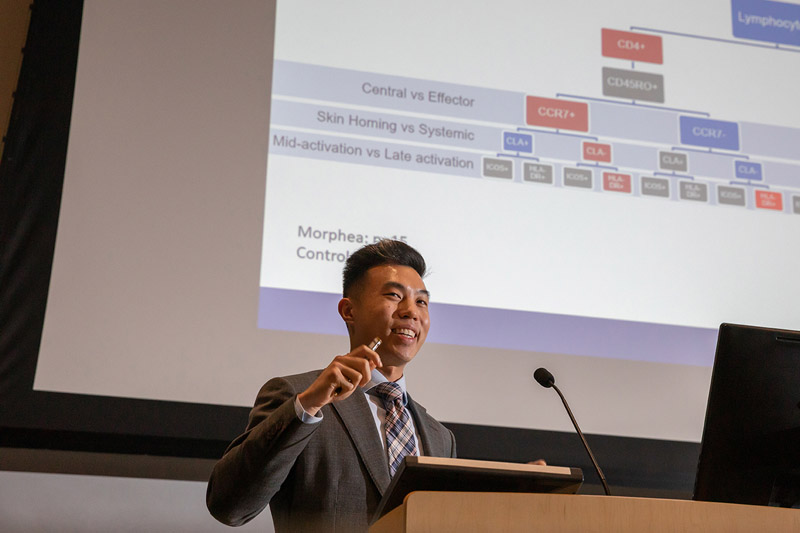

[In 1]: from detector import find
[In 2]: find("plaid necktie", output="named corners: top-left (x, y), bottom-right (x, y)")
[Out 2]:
top-left (374, 382), bottom-right (418, 477)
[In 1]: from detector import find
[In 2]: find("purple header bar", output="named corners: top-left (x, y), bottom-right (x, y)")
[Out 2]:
top-left (258, 287), bottom-right (718, 367)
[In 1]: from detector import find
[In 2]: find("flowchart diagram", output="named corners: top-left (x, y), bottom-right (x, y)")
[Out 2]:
top-left (269, 0), bottom-right (800, 215)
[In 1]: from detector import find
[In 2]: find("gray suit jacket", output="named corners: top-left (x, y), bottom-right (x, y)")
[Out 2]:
top-left (206, 370), bottom-right (456, 532)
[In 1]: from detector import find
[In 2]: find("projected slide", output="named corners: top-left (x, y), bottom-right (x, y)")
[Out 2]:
top-left (259, 0), bottom-right (800, 367)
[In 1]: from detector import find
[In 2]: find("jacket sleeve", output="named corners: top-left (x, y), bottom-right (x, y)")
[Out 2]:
top-left (206, 376), bottom-right (320, 526)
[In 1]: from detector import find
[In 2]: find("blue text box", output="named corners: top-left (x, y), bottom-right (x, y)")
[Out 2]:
top-left (679, 116), bottom-right (740, 151)
top-left (503, 132), bottom-right (533, 153)
top-left (731, 0), bottom-right (800, 47)
top-left (734, 160), bottom-right (763, 180)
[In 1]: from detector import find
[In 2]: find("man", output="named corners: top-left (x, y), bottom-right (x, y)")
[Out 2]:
top-left (207, 240), bottom-right (456, 531)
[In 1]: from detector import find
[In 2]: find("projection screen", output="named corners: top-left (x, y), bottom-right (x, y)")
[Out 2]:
top-left (3, 0), bottom-right (799, 489)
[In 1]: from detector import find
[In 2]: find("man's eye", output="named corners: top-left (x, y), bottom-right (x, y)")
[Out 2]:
top-left (417, 299), bottom-right (428, 306)
top-left (386, 292), bottom-right (401, 298)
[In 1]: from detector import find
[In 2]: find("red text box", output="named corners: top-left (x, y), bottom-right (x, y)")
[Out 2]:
top-left (755, 190), bottom-right (783, 211)
top-left (602, 29), bottom-right (663, 64)
top-left (583, 142), bottom-right (612, 163)
top-left (603, 172), bottom-right (631, 193)
top-left (526, 96), bottom-right (588, 131)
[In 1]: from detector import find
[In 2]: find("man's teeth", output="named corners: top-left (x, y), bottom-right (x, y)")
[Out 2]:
top-left (393, 328), bottom-right (416, 338)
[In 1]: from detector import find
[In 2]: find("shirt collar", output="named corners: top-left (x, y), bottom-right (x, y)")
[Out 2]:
top-left (365, 368), bottom-right (409, 406)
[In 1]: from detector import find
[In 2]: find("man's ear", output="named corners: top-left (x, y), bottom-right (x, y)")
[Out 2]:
top-left (338, 298), bottom-right (354, 332)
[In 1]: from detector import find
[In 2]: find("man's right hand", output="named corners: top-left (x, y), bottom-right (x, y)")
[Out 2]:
top-left (297, 343), bottom-right (383, 416)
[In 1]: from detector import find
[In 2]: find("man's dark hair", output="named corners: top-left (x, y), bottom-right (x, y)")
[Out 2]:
top-left (343, 240), bottom-right (426, 297)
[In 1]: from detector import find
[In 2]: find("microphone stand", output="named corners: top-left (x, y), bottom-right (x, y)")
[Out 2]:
top-left (550, 381), bottom-right (611, 496)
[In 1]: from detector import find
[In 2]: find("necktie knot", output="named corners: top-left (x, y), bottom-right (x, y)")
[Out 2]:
top-left (374, 381), bottom-right (403, 409)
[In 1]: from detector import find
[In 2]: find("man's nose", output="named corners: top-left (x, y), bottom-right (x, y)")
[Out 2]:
top-left (397, 299), bottom-right (418, 319)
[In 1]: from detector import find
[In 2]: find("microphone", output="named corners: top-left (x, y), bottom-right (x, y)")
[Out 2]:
top-left (533, 367), bottom-right (611, 496)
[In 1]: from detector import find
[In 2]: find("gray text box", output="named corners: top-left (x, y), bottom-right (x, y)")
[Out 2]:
top-left (659, 151), bottom-right (687, 172)
top-left (603, 67), bottom-right (665, 103)
top-left (717, 186), bottom-right (746, 206)
top-left (563, 167), bottom-right (593, 189)
top-left (641, 176), bottom-right (670, 198)
top-left (523, 162), bottom-right (553, 184)
top-left (680, 181), bottom-right (708, 202)
top-left (483, 157), bottom-right (513, 179)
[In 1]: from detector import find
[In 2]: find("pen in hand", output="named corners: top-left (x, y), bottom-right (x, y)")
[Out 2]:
top-left (333, 337), bottom-right (382, 397)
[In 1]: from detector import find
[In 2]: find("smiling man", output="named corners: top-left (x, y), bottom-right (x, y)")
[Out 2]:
top-left (207, 240), bottom-right (456, 532)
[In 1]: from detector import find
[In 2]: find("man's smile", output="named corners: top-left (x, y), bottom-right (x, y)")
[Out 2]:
top-left (391, 327), bottom-right (417, 339)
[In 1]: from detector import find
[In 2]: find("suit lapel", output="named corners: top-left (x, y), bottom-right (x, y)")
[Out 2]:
top-left (407, 395), bottom-right (437, 456)
top-left (332, 390), bottom-right (392, 494)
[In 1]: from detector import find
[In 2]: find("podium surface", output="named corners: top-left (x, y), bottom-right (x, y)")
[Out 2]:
top-left (370, 491), bottom-right (800, 532)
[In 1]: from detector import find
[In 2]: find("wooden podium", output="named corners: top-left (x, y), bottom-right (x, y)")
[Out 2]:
top-left (370, 491), bottom-right (800, 532)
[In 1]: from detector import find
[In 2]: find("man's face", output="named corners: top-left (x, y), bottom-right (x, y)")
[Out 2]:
top-left (341, 264), bottom-right (430, 371)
